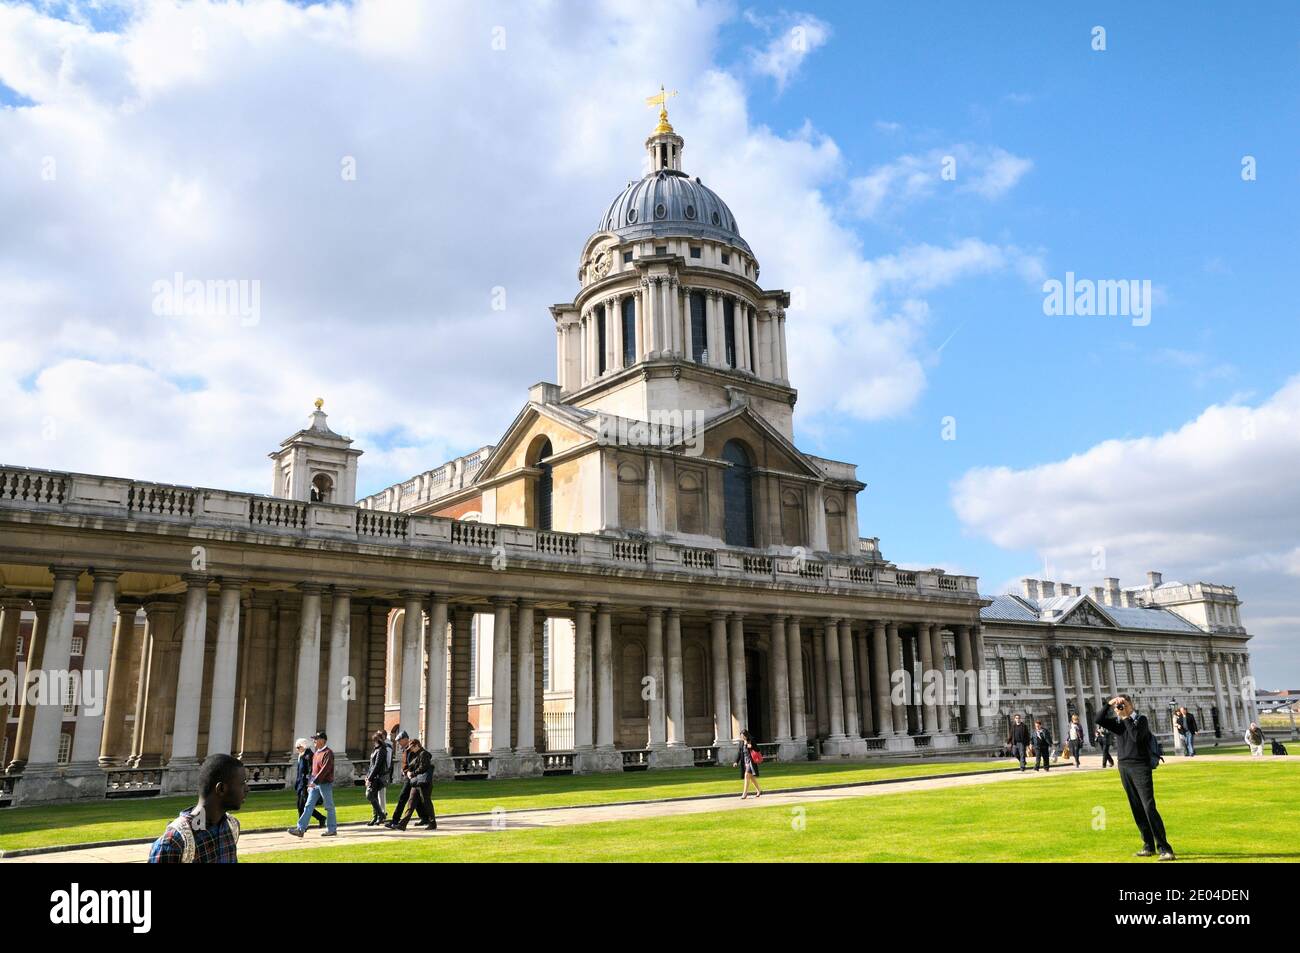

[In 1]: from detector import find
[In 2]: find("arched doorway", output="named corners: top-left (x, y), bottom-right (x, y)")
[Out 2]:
top-left (722, 439), bottom-right (754, 547)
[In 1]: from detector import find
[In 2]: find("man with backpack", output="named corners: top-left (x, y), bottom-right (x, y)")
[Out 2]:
top-left (1096, 694), bottom-right (1174, 861)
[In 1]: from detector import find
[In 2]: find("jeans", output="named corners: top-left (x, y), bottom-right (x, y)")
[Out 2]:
top-left (297, 782), bottom-right (337, 833)
top-left (1183, 733), bottom-right (1195, 756)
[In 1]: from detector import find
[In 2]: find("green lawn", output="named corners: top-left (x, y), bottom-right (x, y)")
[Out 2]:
top-left (247, 760), bottom-right (1300, 863)
top-left (0, 758), bottom-right (1011, 853)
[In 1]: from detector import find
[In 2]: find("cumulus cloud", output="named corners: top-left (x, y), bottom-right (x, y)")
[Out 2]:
top-left (849, 144), bottom-right (1033, 219)
top-left (0, 0), bottom-right (1033, 500)
top-left (952, 377), bottom-right (1300, 685)
top-left (744, 10), bottom-right (831, 90)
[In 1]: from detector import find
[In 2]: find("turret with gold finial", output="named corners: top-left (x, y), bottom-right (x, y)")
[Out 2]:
top-left (644, 85), bottom-right (683, 172)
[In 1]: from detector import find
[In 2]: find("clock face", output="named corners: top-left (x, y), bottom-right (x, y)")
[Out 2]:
top-left (591, 251), bottom-right (610, 279)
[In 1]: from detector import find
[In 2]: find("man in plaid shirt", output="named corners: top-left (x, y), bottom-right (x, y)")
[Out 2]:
top-left (148, 753), bottom-right (249, 863)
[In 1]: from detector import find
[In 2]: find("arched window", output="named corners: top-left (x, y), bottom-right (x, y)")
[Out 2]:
top-left (622, 296), bottom-right (636, 367)
top-left (597, 304), bottom-right (608, 375)
top-left (533, 438), bottom-right (553, 531)
top-left (781, 487), bottom-right (805, 548)
top-left (825, 495), bottom-right (846, 554)
top-left (722, 440), bottom-right (755, 547)
top-left (310, 473), bottom-right (333, 503)
top-left (690, 291), bottom-right (707, 362)
top-left (723, 297), bottom-right (737, 367)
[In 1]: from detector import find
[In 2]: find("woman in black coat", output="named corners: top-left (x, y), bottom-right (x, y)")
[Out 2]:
top-left (365, 730), bottom-right (390, 826)
top-left (733, 728), bottom-right (763, 799)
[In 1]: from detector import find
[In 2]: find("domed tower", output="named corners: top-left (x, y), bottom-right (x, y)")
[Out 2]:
top-left (551, 97), bottom-right (796, 439)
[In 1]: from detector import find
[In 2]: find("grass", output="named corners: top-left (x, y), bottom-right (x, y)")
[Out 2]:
top-left (0, 757), bottom-right (1012, 853)
top-left (246, 760), bottom-right (1300, 863)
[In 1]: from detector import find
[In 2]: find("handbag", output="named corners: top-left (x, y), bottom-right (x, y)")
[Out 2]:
top-left (749, 748), bottom-right (764, 765)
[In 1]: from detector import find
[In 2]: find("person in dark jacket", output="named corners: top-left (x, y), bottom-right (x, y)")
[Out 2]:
top-left (1177, 707), bottom-right (1198, 757)
top-left (1031, 720), bottom-right (1053, 772)
top-left (1006, 714), bottom-right (1030, 771)
top-left (733, 728), bottom-right (763, 799)
top-left (365, 730), bottom-right (390, 826)
top-left (385, 731), bottom-right (433, 829)
top-left (1096, 695), bottom-right (1174, 861)
top-left (1094, 724), bottom-right (1114, 768)
top-left (1067, 713), bottom-right (1086, 767)
top-left (391, 738), bottom-right (437, 830)
top-left (293, 738), bottom-right (325, 828)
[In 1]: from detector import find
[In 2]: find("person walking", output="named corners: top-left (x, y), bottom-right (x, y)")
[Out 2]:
top-left (1171, 707), bottom-right (1184, 757)
top-left (1245, 722), bottom-right (1265, 757)
top-left (1095, 724), bottom-right (1114, 768)
top-left (385, 730), bottom-right (432, 828)
top-left (293, 737), bottom-right (325, 829)
top-left (1006, 714), bottom-right (1030, 771)
top-left (1096, 694), bottom-right (1174, 861)
top-left (287, 731), bottom-right (338, 838)
top-left (1067, 714), bottom-right (1085, 767)
top-left (1031, 719), bottom-right (1053, 772)
top-left (148, 753), bottom-right (248, 863)
top-left (390, 738), bottom-right (437, 830)
top-left (1179, 707), bottom-right (1198, 757)
top-left (365, 730), bottom-right (390, 826)
top-left (734, 728), bottom-right (763, 799)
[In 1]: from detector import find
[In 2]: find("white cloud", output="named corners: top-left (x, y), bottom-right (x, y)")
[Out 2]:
top-left (849, 144), bottom-right (1033, 219)
top-left (0, 0), bottom-right (1033, 500)
top-left (952, 377), bottom-right (1300, 686)
top-left (745, 10), bottom-right (831, 91)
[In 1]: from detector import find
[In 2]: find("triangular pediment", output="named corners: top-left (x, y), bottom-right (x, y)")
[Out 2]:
top-left (472, 401), bottom-right (598, 484)
top-left (1060, 598), bottom-right (1116, 629)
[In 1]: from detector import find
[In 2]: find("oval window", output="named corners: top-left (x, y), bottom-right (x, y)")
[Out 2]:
top-left (711, 210), bottom-right (721, 225)
top-left (627, 207), bottom-right (638, 224)
top-left (684, 204), bottom-right (696, 220)
top-left (655, 203), bottom-right (666, 219)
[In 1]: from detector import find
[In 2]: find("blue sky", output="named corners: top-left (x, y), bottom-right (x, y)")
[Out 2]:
top-left (1, 0), bottom-right (1296, 684)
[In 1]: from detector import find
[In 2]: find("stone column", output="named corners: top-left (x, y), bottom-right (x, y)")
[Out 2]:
top-left (131, 598), bottom-right (179, 768)
top-left (1104, 646), bottom-right (1119, 695)
top-left (728, 614), bottom-right (748, 737)
top-left (68, 570), bottom-right (119, 770)
top-left (822, 618), bottom-right (846, 741)
top-left (854, 624), bottom-right (873, 737)
top-left (99, 602), bottom-right (140, 765)
top-left (205, 578), bottom-right (243, 757)
top-left (292, 584), bottom-right (324, 744)
top-left (871, 621), bottom-right (893, 736)
top-left (838, 619), bottom-right (859, 738)
top-left (27, 568), bottom-right (82, 770)
top-left (512, 599), bottom-right (540, 774)
top-left (573, 604), bottom-right (594, 754)
top-left (665, 609), bottom-right (686, 749)
top-left (167, 574), bottom-right (210, 769)
top-left (645, 607), bottom-right (667, 750)
top-left (956, 624), bottom-right (977, 733)
top-left (423, 594), bottom-right (449, 760)
top-left (1208, 651), bottom-right (1226, 738)
top-left (971, 624), bottom-right (988, 728)
top-left (322, 588), bottom-right (354, 780)
top-left (0, 597), bottom-right (25, 737)
top-left (916, 622), bottom-right (938, 735)
top-left (595, 604), bottom-right (615, 752)
top-left (930, 623), bottom-right (949, 736)
top-left (491, 597), bottom-right (514, 757)
top-left (1049, 646), bottom-right (1070, 739)
top-left (398, 593), bottom-right (423, 736)
top-left (811, 621), bottom-right (828, 737)
top-left (770, 615), bottom-right (792, 744)
top-left (449, 608), bottom-right (472, 755)
top-left (1089, 651), bottom-right (1106, 721)
top-left (887, 622), bottom-right (906, 734)
top-left (1227, 657), bottom-right (1246, 731)
top-left (1070, 649), bottom-right (1089, 743)
top-left (236, 593), bottom-right (274, 762)
top-left (710, 611), bottom-right (732, 747)
top-left (786, 617), bottom-right (807, 746)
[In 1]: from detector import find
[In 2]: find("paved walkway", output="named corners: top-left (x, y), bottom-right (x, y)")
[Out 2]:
top-left (4, 754), bottom-right (1263, 863)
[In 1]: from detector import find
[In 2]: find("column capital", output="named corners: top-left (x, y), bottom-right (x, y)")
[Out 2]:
top-left (515, 597), bottom-right (538, 610)
top-left (665, 607), bottom-right (682, 620)
top-left (298, 581), bottom-right (324, 595)
top-left (594, 602), bottom-right (613, 617)
top-left (643, 605), bottom-right (666, 619)
top-left (89, 567), bottom-right (125, 583)
top-left (710, 609), bottom-right (729, 622)
top-left (573, 601), bottom-right (596, 613)
top-left (492, 595), bottom-right (518, 609)
top-left (398, 589), bottom-right (425, 602)
top-left (0, 594), bottom-right (32, 610)
top-left (181, 572), bottom-right (210, 589)
top-left (428, 591), bottom-right (450, 606)
top-left (217, 576), bottom-right (248, 591)
top-left (769, 612), bottom-right (788, 624)
top-left (48, 565), bottom-right (84, 582)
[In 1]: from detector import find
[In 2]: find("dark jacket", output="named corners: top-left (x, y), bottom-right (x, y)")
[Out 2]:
top-left (1031, 727), bottom-right (1053, 751)
top-left (366, 743), bottom-right (389, 786)
top-left (1007, 722), bottom-right (1030, 746)
top-left (405, 747), bottom-right (433, 787)
top-left (1095, 704), bottom-right (1154, 765)
top-left (294, 750), bottom-right (314, 793)
top-left (1183, 712), bottom-right (1198, 734)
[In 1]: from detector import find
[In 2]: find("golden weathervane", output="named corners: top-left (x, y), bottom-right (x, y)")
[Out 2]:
top-left (645, 85), bottom-right (678, 134)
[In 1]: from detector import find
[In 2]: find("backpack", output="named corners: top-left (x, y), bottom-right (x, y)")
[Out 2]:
top-left (1271, 739), bottom-right (1288, 756)
top-left (1147, 729), bottom-right (1164, 770)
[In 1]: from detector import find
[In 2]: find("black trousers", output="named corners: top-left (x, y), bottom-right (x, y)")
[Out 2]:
top-left (392, 778), bottom-right (431, 824)
top-left (1068, 738), bottom-right (1082, 765)
top-left (401, 784), bottom-right (436, 825)
top-left (1011, 742), bottom-right (1027, 769)
top-left (296, 788), bottom-right (325, 825)
top-left (1034, 746), bottom-right (1051, 771)
top-left (1101, 744), bottom-right (1114, 768)
top-left (1119, 762), bottom-right (1171, 852)
top-left (366, 782), bottom-right (385, 819)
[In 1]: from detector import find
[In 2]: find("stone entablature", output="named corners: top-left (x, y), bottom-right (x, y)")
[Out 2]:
top-left (0, 465), bottom-right (979, 606)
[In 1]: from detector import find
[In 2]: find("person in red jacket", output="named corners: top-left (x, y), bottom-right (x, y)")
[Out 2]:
top-left (287, 730), bottom-right (338, 838)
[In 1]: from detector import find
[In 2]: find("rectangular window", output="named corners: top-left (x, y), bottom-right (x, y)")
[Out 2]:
top-left (63, 678), bottom-right (77, 715)
top-left (542, 619), bottom-right (551, 692)
top-left (721, 252), bottom-right (730, 265)
top-left (58, 733), bottom-right (72, 764)
top-left (622, 250), bottom-right (633, 263)
top-left (469, 616), bottom-right (479, 698)
top-left (15, 635), bottom-right (23, 657)
top-left (597, 304), bottom-right (607, 375)
top-left (690, 292), bottom-right (707, 362)
top-left (655, 245), bottom-right (668, 255)
top-left (723, 297), bottom-right (737, 367)
top-left (689, 246), bottom-right (701, 259)
top-left (621, 297), bottom-right (636, 367)
top-left (70, 636), bottom-right (83, 656)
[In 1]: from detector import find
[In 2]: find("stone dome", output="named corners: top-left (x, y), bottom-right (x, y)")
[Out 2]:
top-left (597, 169), bottom-right (751, 254)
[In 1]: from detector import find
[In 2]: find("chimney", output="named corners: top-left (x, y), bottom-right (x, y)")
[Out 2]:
top-left (1104, 577), bottom-right (1121, 606)
top-left (1040, 581), bottom-right (1057, 599)
top-left (1021, 578), bottom-right (1041, 600)
top-left (1091, 586), bottom-right (1105, 602)
top-left (1121, 590), bottom-right (1137, 608)
top-left (1146, 570), bottom-right (1163, 588)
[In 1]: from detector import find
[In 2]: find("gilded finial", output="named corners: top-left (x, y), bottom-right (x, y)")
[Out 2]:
top-left (645, 85), bottom-right (678, 135)
top-left (314, 397), bottom-right (324, 411)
